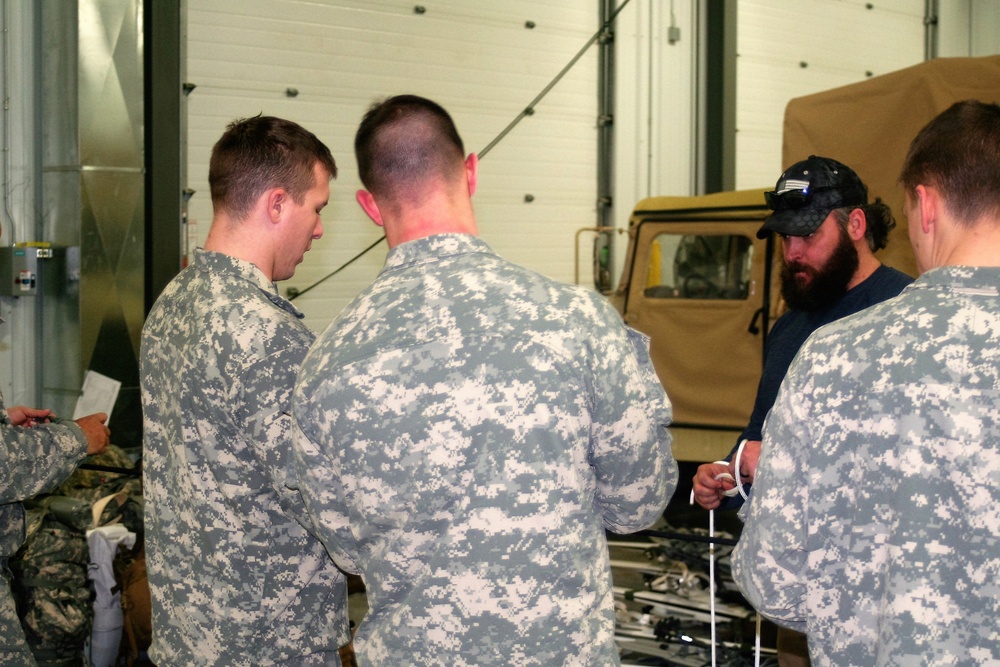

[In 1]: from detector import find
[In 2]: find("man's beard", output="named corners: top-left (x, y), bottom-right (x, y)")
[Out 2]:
top-left (780, 226), bottom-right (860, 311)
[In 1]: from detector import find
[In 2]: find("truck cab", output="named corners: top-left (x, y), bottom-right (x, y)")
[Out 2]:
top-left (610, 56), bottom-right (1000, 463)
top-left (612, 190), bottom-right (782, 462)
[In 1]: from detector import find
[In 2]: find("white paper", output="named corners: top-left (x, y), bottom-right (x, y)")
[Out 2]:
top-left (73, 370), bottom-right (120, 424)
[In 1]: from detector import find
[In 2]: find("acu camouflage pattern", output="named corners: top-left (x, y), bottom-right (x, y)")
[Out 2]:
top-left (13, 503), bottom-right (91, 667)
top-left (141, 249), bottom-right (348, 666)
top-left (292, 234), bottom-right (677, 666)
top-left (733, 266), bottom-right (1000, 666)
top-left (55, 443), bottom-right (141, 504)
top-left (0, 389), bottom-right (88, 665)
top-left (12, 446), bottom-right (145, 666)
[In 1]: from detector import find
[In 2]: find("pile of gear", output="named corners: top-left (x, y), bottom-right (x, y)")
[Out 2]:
top-left (10, 446), bottom-right (149, 667)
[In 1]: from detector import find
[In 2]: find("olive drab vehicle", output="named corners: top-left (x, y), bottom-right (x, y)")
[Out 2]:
top-left (610, 55), bottom-right (1000, 462)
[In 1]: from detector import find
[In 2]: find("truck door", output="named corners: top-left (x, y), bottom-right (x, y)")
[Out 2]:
top-left (620, 193), bottom-right (776, 460)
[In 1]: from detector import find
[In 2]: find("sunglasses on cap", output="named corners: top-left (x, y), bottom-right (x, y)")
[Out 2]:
top-left (764, 185), bottom-right (837, 211)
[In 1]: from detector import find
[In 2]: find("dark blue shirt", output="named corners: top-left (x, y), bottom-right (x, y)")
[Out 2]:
top-left (724, 263), bottom-right (913, 507)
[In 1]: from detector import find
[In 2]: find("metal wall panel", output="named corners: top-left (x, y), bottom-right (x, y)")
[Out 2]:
top-left (39, 0), bottom-right (144, 445)
top-left (186, 0), bottom-right (601, 332)
top-left (939, 0), bottom-right (1000, 57)
top-left (613, 1), bottom-right (699, 200)
top-left (734, 0), bottom-right (925, 190)
top-left (969, 0), bottom-right (1000, 55)
top-left (0, 1), bottom-right (41, 407)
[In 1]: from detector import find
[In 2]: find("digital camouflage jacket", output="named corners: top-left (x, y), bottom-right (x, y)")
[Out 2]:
top-left (734, 266), bottom-right (1000, 666)
top-left (292, 234), bottom-right (678, 666)
top-left (141, 249), bottom-right (348, 666)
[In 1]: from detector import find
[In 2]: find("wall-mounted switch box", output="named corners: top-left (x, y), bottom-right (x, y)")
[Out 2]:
top-left (0, 245), bottom-right (71, 297)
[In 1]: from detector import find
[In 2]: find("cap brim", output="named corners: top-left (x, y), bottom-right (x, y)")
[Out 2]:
top-left (756, 206), bottom-right (832, 239)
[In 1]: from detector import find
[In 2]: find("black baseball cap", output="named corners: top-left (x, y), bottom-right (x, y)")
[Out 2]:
top-left (756, 155), bottom-right (868, 239)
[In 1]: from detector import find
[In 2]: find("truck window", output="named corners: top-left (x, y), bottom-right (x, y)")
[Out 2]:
top-left (643, 234), bottom-right (753, 300)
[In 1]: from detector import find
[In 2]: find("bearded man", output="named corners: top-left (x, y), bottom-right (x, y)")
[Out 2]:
top-left (691, 155), bottom-right (912, 666)
top-left (694, 155), bottom-right (912, 509)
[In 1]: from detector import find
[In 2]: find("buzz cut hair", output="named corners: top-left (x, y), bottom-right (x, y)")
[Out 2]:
top-left (900, 100), bottom-right (1000, 226)
top-left (354, 95), bottom-right (465, 203)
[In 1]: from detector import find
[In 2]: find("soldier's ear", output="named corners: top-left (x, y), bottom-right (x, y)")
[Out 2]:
top-left (356, 190), bottom-right (383, 227)
top-left (266, 188), bottom-right (287, 224)
top-left (464, 154), bottom-right (478, 197)
top-left (914, 184), bottom-right (938, 235)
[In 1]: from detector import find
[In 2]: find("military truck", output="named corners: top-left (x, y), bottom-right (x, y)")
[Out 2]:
top-left (609, 55), bottom-right (1000, 462)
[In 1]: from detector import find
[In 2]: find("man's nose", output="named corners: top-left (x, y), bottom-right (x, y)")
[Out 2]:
top-left (783, 236), bottom-right (804, 260)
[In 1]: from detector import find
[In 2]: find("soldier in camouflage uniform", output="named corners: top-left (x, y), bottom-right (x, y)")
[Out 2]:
top-left (1, 399), bottom-right (109, 665)
top-left (290, 95), bottom-right (678, 666)
top-left (732, 100), bottom-right (1000, 666)
top-left (141, 116), bottom-right (348, 666)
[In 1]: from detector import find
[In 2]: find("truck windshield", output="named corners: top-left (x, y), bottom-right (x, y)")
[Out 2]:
top-left (643, 233), bottom-right (753, 300)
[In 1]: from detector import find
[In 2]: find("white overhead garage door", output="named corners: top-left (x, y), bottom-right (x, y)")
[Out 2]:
top-left (734, 0), bottom-right (926, 189)
top-left (186, 0), bottom-right (602, 332)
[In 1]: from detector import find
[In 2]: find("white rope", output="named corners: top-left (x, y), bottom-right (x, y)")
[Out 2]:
top-left (732, 438), bottom-right (751, 501)
top-left (692, 444), bottom-right (763, 667)
top-left (715, 439), bottom-right (750, 500)
top-left (690, 487), bottom-right (720, 666)
top-left (755, 612), bottom-right (762, 667)
top-left (709, 505), bottom-right (718, 666)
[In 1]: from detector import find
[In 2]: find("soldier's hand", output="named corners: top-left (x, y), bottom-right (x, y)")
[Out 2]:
top-left (7, 405), bottom-right (53, 427)
top-left (76, 412), bottom-right (111, 456)
top-left (692, 462), bottom-right (734, 510)
top-left (728, 439), bottom-right (762, 485)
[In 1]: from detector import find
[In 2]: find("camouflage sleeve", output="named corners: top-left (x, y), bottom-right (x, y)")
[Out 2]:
top-left (589, 319), bottom-right (677, 534)
top-left (0, 416), bottom-right (88, 503)
top-left (731, 362), bottom-right (810, 632)
top-left (290, 417), bottom-right (362, 575)
top-left (234, 344), bottom-right (313, 527)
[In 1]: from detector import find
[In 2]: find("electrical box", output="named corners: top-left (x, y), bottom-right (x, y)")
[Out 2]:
top-left (0, 245), bottom-right (77, 297)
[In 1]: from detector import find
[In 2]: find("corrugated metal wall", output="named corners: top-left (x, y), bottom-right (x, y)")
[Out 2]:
top-left (613, 1), bottom-right (699, 206)
top-left (185, 0), bottom-right (602, 332)
top-left (38, 0), bottom-right (145, 445)
top-left (734, 0), bottom-right (926, 190)
top-left (938, 0), bottom-right (1000, 58)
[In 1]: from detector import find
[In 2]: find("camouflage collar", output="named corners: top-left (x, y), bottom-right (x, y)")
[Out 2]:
top-left (383, 233), bottom-right (494, 271)
top-left (192, 247), bottom-right (304, 318)
top-left (914, 265), bottom-right (1000, 296)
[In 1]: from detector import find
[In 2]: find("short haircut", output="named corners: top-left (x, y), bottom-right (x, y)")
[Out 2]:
top-left (900, 100), bottom-right (1000, 225)
top-left (831, 198), bottom-right (896, 252)
top-left (354, 95), bottom-right (465, 202)
top-left (209, 115), bottom-right (337, 221)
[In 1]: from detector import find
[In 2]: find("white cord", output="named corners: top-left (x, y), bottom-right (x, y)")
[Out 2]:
top-left (755, 613), bottom-right (762, 667)
top-left (732, 439), bottom-right (750, 500)
top-left (712, 438), bottom-right (751, 500)
top-left (690, 487), bottom-right (719, 667)
top-left (709, 506), bottom-right (717, 666)
top-left (693, 445), bottom-right (762, 667)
